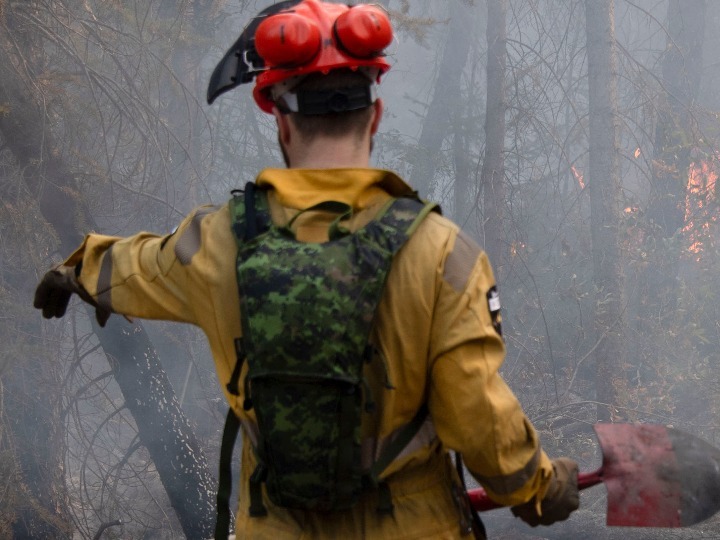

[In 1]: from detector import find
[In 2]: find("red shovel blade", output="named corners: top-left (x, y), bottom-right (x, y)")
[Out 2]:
top-left (467, 423), bottom-right (720, 528)
top-left (597, 423), bottom-right (720, 527)
top-left (597, 423), bottom-right (680, 526)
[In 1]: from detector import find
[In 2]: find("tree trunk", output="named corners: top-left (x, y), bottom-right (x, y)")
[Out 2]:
top-left (585, 0), bottom-right (625, 422)
top-left (158, 0), bottom-right (221, 212)
top-left (480, 0), bottom-right (507, 275)
top-left (0, 10), bottom-right (73, 538)
top-left (0, 26), bottom-right (217, 539)
top-left (98, 318), bottom-right (217, 539)
top-left (640, 0), bottom-right (706, 321)
top-left (409, 0), bottom-right (475, 199)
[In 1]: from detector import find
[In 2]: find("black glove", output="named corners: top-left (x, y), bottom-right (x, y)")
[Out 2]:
top-left (34, 264), bottom-right (111, 326)
top-left (511, 457), bottom-right (579, 527)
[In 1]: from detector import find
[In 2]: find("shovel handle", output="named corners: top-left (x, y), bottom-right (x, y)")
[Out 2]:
top-left (467, 468), bottom-right (604, 512)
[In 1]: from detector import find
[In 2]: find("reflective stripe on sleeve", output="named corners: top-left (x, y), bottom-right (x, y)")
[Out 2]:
top-left (96, 244), bottom-right (114, 311)
top-left (471, 446), bottom-right (541, 496)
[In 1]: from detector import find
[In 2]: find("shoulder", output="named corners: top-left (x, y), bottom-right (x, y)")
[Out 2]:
top-left (409, 210), bottom-right (474, 260)
top-left (409, 211), bottom-right (494, 292)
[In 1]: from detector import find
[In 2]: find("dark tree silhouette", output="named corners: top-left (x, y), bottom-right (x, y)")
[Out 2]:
top-left (585, 0), bottom-right (625, 421)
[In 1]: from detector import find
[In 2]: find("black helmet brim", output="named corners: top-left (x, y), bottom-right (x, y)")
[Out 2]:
top-left (207, 1), bottom-right (302, 105)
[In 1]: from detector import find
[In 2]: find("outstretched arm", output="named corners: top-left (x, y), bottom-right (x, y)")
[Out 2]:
top-left (33, 204), bottom-right (227, 326)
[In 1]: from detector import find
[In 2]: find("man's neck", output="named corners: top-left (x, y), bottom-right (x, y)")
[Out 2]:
top-left (288, 137), bottom-right (371, 169)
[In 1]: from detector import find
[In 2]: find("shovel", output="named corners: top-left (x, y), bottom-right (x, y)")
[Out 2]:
top-left (467, 423), bottom-right (720, 527)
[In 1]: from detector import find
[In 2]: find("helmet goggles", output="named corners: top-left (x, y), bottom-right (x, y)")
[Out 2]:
top-left (207, 0), bottom-right (392, 114)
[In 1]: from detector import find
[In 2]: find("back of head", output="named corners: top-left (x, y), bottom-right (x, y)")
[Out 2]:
top-left (279, 69), bottom-right (377, 142)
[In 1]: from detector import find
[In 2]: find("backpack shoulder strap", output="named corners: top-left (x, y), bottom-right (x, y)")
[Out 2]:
top-left (217, 182), bottom-right (274, 540)
top-left (229, 181), bottom-right (272, 245)
top-left (365, 196), bottom-right (439, 256)
top-left (215, 409), bottom-right (240, 540)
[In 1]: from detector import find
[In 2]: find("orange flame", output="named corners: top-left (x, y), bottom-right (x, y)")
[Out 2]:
top-left (571, 166), bottom-right (585, 189)
top-left (684, 159), bottom-right (719, 259)
top-left (510, 241), bottom-right (526, 258)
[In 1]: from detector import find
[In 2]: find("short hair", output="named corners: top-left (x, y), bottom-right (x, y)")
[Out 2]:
top-left (281, 69), bottom-right (375, 141)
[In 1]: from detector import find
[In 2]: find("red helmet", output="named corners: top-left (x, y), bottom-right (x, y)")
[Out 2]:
top-left (207, 1), bottom-right (393, 114)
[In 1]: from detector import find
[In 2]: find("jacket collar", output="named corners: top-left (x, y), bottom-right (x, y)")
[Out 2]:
top-left (255, 168), bottom-right (416, 210)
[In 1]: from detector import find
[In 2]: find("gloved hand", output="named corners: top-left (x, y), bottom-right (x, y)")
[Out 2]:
top-left (511, 457), bottom-right (579, 527)
top-left (34, 264), bottom-right (111, 326)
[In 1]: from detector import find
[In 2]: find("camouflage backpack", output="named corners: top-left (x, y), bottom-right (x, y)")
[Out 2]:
top-left (215, 182), bottom-right (437, 537)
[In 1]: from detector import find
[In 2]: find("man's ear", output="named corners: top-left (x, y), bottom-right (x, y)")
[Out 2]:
top-left (272, 106), bottom-right (292, 145)
top-left (370, 98), bottom-right (384, 136)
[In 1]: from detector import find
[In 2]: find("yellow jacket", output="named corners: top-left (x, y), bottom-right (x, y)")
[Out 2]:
top-left (64, 168), bottom-right (553, 539)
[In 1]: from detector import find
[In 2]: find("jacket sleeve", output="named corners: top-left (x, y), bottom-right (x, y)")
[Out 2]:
top-left (428, 229), bottom-right (553, 507)
top-left (62, 205), bottom-right (226, 325)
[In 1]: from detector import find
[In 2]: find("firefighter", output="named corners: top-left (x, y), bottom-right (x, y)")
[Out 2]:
top-left (34, 1), bottom-right (579, 538)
